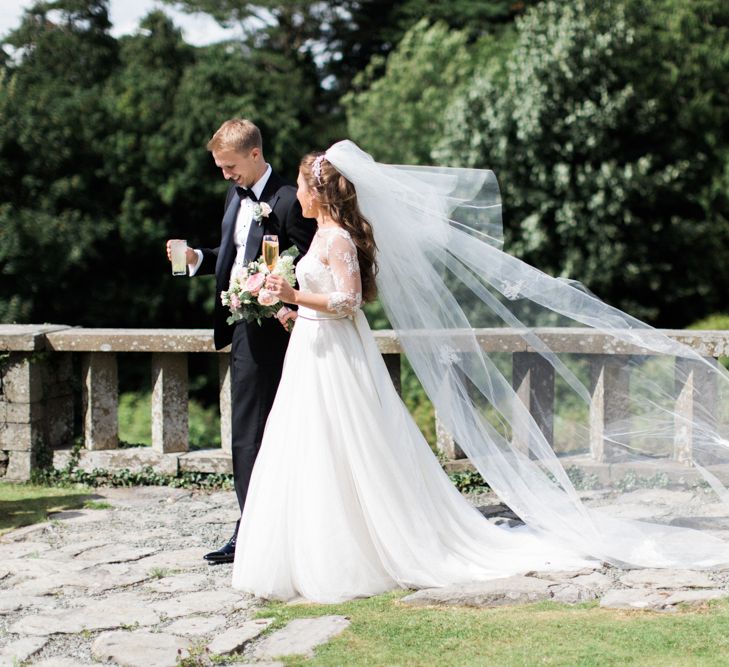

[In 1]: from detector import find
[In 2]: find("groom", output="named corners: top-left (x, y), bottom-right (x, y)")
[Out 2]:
top-left (168, 119), bottom-right (315, 563)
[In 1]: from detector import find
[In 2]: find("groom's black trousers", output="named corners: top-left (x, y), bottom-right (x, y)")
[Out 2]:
top-left (229, 321), bottom-right (287, 513)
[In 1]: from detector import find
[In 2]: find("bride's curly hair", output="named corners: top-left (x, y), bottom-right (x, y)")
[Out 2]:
top-left (300, 152), bottom-right (378, 303)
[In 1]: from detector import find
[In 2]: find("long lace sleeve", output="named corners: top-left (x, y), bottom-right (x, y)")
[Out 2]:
top-left (325, 230), bottom-right (362, 316)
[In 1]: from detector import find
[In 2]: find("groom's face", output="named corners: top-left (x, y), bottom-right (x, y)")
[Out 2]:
top-left (212, 148), bottom-right (260, 188)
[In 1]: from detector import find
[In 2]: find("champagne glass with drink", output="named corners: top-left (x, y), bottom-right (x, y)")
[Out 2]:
top-left (169, 239), bottom-right (188, 276)
top-left (263, 235), bottom-right (279, 271)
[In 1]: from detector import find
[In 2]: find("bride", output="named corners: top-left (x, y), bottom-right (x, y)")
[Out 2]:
top-left (232, 141), bottom-right (729, 603)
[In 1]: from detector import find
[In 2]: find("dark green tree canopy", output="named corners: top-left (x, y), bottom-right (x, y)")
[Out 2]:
top-left (1, 0), bottom-right (728, 332)
top-left (435, 0), bottom-right (729, 325)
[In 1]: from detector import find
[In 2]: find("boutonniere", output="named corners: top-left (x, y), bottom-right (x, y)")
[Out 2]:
top-left (252, 202), bottom-right (272, 226)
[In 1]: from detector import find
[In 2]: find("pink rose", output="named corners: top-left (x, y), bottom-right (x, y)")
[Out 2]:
top-left (230, 294), bottom-right (241, 310)
top-left (245, 273), bottom-right (265, 294)
top-left (257, 289), bottom-right (278, 306)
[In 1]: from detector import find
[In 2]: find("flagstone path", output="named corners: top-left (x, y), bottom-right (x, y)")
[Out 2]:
top-left (2, 486), bottom-right (729, 666)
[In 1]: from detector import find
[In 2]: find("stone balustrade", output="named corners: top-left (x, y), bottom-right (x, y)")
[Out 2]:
top-left (0, 324), bottom-right (726, 482)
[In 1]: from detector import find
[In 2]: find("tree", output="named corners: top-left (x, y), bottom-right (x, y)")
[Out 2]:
top-left (96, 11), bottom-right (199, 327)
top-left (0, 0), bottom-right (326, 328)
top-left (392, 0), bottom-right (539, 34)
top-left (0, 0), bottom-right (119, 323)
top-left (436, 0), bottom-right (729, 326)
top-left (342, 20), bottom-right (473, 164)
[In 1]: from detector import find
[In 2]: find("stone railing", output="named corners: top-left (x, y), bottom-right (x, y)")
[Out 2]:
top-left (1, 324), bottom-right (727, 483)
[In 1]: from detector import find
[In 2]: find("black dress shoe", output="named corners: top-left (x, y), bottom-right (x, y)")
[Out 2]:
top-left (203, 537), bottom-right (236, 564)
top-left (204, 520), bottom-right (240, 564)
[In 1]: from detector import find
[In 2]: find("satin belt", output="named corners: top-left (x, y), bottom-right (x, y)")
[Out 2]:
top-left (296, 306), bottom-right (349, 321)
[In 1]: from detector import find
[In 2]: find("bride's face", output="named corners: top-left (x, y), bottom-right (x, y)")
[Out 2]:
top-left (297, 170), bottom-right (319, 218)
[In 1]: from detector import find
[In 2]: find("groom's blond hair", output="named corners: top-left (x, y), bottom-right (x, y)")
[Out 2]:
top-left (207, 119), bottom-right (263, 155)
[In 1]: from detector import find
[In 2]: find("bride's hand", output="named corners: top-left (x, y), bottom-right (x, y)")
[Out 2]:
top-left (276, 306), bottom-right (297, 330)
top-left (266, 275), bottom-right (296, 304)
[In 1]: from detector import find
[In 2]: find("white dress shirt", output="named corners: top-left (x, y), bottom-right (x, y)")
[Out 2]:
top-left (189, 164), bottom-right (272, 276)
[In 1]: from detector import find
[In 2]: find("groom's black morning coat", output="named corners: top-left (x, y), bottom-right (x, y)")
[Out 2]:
top-left (195, 170), bottom-right (315, 512)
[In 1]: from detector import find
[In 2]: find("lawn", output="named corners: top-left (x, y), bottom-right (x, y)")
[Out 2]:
top-left (260, 592), bottom-right (729, 666)
top-left (0, 482), bottom-right (94, 534)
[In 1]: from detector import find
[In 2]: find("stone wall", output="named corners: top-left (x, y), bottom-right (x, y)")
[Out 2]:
top-left (0, 326), bottom-right (75, 481)
top-left (2, 323), bottom-right (728, 483)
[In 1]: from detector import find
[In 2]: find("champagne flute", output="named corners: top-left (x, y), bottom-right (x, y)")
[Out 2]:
top-left (263, 234), bottom-right (279, 271)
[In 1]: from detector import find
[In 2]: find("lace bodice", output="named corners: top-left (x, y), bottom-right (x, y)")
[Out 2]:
top-left (295, 227), bottom-right (362, 316)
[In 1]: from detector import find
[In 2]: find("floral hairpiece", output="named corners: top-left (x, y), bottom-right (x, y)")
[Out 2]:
top-left (312, 154), bottom-right (326, 185)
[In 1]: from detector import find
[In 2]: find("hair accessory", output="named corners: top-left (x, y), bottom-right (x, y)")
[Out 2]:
top-left (312, 154), bottom-right (326, 185)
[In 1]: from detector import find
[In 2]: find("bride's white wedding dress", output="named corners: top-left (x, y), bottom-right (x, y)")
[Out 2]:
top-left (232, 227), bottom-right (593, 604)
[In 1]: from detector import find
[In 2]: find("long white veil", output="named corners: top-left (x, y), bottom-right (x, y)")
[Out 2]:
top-left (326, 140), bottom-right (729, 569)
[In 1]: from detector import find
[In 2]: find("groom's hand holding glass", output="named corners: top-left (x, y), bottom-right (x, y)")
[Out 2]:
top-left (166, 239), bottom-right (198, 271)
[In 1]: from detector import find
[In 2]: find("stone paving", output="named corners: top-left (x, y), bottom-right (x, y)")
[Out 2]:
top-left (0, 487), bottom-right (350, 666)
top-left (2, 486), bottom-right (729, 666)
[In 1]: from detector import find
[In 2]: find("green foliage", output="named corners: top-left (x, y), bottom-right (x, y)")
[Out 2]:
top-left (0, 0), bottom-right (119, 323)
top-left (390, 0), bottom-right (537, 33)
top-left (448, 468), bottom-right (490, 494)
top-left (344, 20), bottom-right (474, 164)
top-left (162, 0), bottom-right (537, 105)
top-left (437, 0), bottom-right (729, 327)
top-left (400, 356), bottom-right (436, 447)
top-left (0, 0), bottom-right (320, 329)
top-left (615, 471), bottom-right (670, 492)
top-left (33, 462), bottom-right (234, 490)
top-left (30, 437), bottom-right (232, 489)
top-left (688, 313), bottom-right (729, 370)
top-left (689, 314), bottom-right (729, 331)
top-left (118, 391), bottom-right (220, 449)
top-left (564, 466), bottom-right (600, 491)
top-left (117, 392), bottom-right (153, 446)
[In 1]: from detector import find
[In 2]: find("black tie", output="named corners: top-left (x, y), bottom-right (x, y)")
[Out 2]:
top-left (236, 186), bottom-right (257, 202)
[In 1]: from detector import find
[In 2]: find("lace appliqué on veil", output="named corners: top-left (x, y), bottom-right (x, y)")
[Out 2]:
top-left (502, 280), bottom-right (526, 300)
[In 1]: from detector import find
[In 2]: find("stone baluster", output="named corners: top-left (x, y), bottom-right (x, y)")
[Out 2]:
top-left (0, 352), bottom-right (44, 480)
top-left (219, 354), bottom-right (232, 453)
top-left (435, 410), bottom-right (465, 460)
top-left (82, 352), bottom-right (119, 450)
top-left (589, 354), bottom-right (630, 462)
top-left (0, 325), bottom-right (75, 481)
top-left (511, 352), bottom-right (555, 457)
top-left (151, 353), bottom-right (188, 454)
top-left (674, 357), bottom-right (718, 465)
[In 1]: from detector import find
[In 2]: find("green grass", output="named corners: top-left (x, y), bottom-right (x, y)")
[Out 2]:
top-left (82, 499), bottom-right (112, 510)
top-left (257, 592), bottom-right (729, 666)
top-left (0, 482), bottom-right (93, 534)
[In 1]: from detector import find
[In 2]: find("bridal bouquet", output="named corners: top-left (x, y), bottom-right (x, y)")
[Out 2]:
top-left (221, 248), bottom-right (299, 327)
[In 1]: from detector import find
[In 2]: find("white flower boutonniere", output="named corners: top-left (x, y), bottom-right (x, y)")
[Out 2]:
top-left (252, 202), bottom-right (272, 226)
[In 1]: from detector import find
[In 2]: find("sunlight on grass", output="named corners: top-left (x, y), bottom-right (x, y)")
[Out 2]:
top-left (256, 592), bottom-right (729, 667)
top-left (0, 482), bottom-right (94, 534)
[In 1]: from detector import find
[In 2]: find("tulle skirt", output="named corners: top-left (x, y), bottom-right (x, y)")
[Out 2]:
top-left (231, 309), bottom-right (592, 603)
